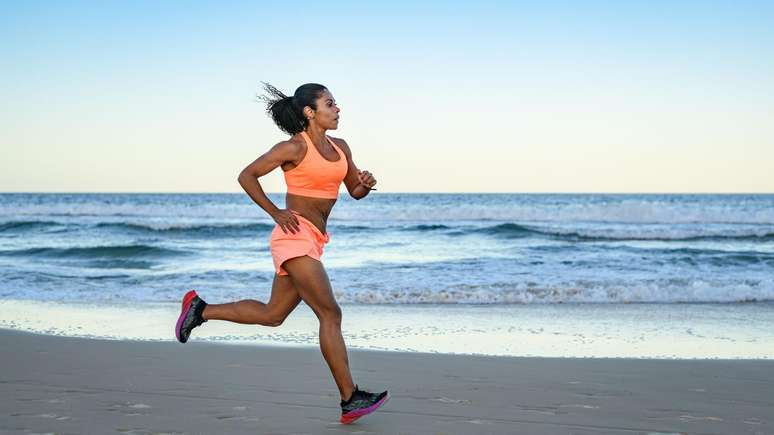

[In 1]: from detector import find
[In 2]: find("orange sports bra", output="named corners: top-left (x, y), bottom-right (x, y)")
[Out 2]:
top-left (284, 131), bottom-right (348, 199)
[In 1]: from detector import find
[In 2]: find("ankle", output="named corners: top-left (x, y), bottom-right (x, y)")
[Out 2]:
top-left (196, 300), bottom-right (209, 321)
top-left (341, 384), bottom-right (357, 402)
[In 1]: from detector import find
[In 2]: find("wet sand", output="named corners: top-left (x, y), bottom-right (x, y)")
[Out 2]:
top-left (1, 329), bottom-right (771, 434)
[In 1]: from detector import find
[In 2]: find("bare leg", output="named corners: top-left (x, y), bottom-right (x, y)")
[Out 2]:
top-left (281, 255), bottom-right (356, 401)
top-left (201, 274), bottom-right (302, 327)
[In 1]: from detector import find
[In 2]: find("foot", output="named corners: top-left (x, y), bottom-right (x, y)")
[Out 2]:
top-left (340, 385), bottom-right (389, 424)
top-left (175, 290), bottom-right (207, 343)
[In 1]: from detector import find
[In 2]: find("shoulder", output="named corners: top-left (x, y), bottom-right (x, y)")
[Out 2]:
top-left (270, 137), bottom-right (305, 158)
top-left (328, 136), bottom-right (352, 157)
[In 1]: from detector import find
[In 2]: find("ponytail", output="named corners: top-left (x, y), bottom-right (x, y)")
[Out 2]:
top-left (259, 82), bottom-right (328, 135)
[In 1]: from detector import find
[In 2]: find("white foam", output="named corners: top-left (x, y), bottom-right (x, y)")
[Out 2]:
top-left (531, 222), bottom-right (774, 240)
top-left (334, 279), bottom-right (774, 304)
top-left (2, 299), bottom-right (773, 359)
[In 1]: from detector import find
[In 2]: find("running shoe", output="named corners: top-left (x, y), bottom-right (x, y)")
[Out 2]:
top-left (340, 385), bottom-right (389, 424)
top-left (175, 290), bottom-right (207, 343)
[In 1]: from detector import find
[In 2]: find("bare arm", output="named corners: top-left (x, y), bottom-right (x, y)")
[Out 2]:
top-left (238, 140), bottom-right (302, 233)
top-left (331, 137), bottom-right (377, 200)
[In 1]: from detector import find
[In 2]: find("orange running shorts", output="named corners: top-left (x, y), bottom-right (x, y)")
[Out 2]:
top-left (269, 212), bottom-right (330, 276)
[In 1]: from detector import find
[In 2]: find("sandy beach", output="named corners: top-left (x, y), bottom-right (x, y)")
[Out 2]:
top-left (1, 330), bottom-right (771, 434)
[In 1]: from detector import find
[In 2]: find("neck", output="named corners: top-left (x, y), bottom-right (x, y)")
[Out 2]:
top-left (304, 125), bottom-right (328, 145)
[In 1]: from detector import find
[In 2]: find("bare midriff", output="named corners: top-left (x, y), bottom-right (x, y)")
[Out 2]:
top-left (286, 193), bottom-right (337, 235)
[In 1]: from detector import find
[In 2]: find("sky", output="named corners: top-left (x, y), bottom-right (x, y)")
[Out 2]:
top-left (1, 0), bottom-right (773, 193)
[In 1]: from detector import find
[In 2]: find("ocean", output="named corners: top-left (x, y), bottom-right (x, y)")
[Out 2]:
top-left (1, 193), bottom-right (773, 358)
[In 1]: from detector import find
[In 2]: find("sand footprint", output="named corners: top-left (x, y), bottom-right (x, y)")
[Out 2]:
top-left (117, 430), bottom-right (184, 435)
top-left (679, 414), bottom-right (723, 422)
top-left (432, 396), bottom-right (471, 404)
top-left (215, 415), bottom-right (261, 422)
top-left (560, 404), bottom-right (600, 409)
top-left (463, 419), bottom-right (493, 425)
top-left (107, 402), bottom-right (152, 416)
top-left (32, 413), bottom-right (72, 421)
top-left (743, 418), bottom-right (762, 425)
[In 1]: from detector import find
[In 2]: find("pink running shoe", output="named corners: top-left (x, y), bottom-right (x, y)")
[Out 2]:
top-left (175, 290), bottom-right (207, 343)
top-left (340, 385), bottom-right (389, 424)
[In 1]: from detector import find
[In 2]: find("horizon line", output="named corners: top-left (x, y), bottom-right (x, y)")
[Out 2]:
top-left (1, 191), bottom-right (772, 195)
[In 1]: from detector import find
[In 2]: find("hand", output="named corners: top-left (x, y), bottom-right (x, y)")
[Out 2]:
top-left (357, 170), bottom-right (377, 190)
top-left (270, 209), bottom-right (300, 234)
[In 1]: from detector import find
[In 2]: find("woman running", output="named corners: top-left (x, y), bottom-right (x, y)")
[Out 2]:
top-left (174, 83), bottom-right (388, 424)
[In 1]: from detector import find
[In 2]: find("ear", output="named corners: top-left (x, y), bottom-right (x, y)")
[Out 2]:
top-left (303, 106), bottom-right (315, 120)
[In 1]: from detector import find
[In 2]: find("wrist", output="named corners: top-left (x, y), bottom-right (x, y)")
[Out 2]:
top-left (354, 185), bottom-right (371, 198)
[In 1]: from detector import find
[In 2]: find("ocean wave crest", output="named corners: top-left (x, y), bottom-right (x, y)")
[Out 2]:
top-left (0, 220), bottom-right (61, 232)
top-left (468, 223), bottom-right (774, 242)
top-left (0, 244), bottom-right (187, 260)
top-left (95, 221), bottom-right (274, 236)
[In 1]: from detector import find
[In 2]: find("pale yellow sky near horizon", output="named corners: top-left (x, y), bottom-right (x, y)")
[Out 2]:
top-left (3, 82), bottom-right (772, 194)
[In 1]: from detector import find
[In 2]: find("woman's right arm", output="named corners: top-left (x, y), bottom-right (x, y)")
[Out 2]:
top-left (237, 140), bottom-right (301, 234)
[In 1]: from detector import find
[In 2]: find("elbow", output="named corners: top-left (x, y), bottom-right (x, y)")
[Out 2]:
top-left (237, 171), bottom-right (253, 187)
top-left (237, 170), bottom-right (252, 182)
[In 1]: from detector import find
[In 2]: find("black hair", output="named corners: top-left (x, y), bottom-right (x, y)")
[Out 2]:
top-left (259, 82), bottom-right (328, 135)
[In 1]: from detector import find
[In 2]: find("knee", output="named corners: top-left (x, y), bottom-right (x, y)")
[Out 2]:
top-left (264, 312), bottom-right (286, 327)
top-left (318, 304), bottom-right (342, 325)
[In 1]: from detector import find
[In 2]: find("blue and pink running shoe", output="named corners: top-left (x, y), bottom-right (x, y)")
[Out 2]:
top-left (175, 290), bottom-right (207, 343)
top-left (340, 385), bottom-right (389, 424)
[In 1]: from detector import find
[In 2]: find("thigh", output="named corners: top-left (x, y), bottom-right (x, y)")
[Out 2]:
top-left (281, 255), bottom-right (339, 317)
top-left (266, 273), bottom-right (303, 316)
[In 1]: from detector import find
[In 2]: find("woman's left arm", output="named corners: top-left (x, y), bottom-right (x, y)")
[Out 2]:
top-left (332, 137), bottom-right (377, 200)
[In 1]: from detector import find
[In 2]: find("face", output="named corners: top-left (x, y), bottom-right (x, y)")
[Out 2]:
top-left (306, 89), bottom-right (340, 130)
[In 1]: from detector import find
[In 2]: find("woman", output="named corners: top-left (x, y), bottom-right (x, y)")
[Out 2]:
top-left (174, 83), bottom-right (388, 424)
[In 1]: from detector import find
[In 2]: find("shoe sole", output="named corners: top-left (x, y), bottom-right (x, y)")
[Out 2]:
top-left (340, 394), bottom-right (389, 424)
top-left (175, 290), bottom-right (198, 343)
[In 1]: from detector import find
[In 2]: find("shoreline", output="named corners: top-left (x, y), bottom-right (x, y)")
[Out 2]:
top-left (4, 327), bottom-right (774, 362)
top-left (3, 299), bottom-right (773, 359)
top-left (2, 329), bottom-right (772, 434)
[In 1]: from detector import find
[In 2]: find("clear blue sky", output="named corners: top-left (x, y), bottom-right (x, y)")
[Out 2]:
top-left (2, 0), bottom-right (772, 192)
